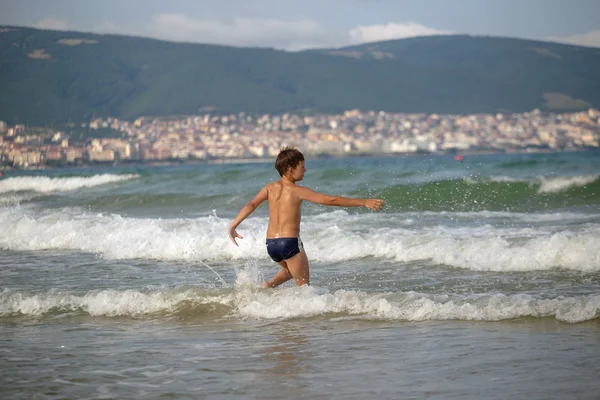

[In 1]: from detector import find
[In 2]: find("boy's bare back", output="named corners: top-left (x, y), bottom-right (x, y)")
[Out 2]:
top-left (265, 180), bottom-right (303, 239)
top-left (229, 158), bottom-right (383, 244)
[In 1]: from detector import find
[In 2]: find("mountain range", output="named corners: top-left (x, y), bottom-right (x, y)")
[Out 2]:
top-left (1, 25), bottom-right (600, 125)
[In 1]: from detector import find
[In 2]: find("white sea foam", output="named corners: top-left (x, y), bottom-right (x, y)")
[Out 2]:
top-left (0, 207), bottom-right (251, 261)
top-left (538, 175), bottom-right (599, 193)
top-left (488, 176), bottom-right (524, 183)
top-left (1, 207), bottom-right (599, 272)
top-left (0, 193), bottom-right (37, 206)
top-left (0, 174), bottom-right (139, 193)
top-left (0, 288), bottom-right (227, 317)
top-left (368, 229), bottom-right (600, 272)
top-left (487, 174), bottom-right (599, 193)
top-left (234, 288), bottom-right (600, 324)
top-left (2, 287), bottom-right (598, 324)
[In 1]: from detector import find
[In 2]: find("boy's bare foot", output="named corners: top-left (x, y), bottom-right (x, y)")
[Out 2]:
top-left (262, 281), bottom-right (272, 288)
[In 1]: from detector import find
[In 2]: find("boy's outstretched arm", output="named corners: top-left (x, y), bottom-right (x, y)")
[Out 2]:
top-left (298, 187), bottom-right (384, 211)
top-left (228, 186), bottom-right (268, 246)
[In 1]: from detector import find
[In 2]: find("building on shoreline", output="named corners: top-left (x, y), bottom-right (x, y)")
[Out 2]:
top-left (1, 108), bottom-right (599, 168)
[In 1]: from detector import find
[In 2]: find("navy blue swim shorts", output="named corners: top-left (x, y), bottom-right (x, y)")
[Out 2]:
top-left (265, 238), bottom-right (304, 262)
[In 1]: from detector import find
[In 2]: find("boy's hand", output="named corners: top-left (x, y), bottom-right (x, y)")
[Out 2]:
top-left (228, 226), bottom-right (243, 246)
top-left (364, 199), bottom-right (384, 211)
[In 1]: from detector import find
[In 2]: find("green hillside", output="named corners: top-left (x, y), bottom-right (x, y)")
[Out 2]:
top-left (1, 26), bottom-right (600, 125)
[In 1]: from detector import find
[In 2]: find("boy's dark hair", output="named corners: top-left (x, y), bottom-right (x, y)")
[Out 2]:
top-left (275, 146), bottom-right (304, 177)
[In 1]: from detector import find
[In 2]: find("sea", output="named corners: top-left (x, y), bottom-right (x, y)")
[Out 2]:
top-left (1, 151), bottom-right (599, 399)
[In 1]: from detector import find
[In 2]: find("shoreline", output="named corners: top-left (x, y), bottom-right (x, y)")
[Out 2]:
top-left (1, 148), bottom-right (598, 171)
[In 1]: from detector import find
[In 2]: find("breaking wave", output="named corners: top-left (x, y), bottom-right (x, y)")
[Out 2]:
top-left (1, 207), bottom-right (598, 272)
top-left (1, 287), bottom-right (598, 324)
top-left (0, 174), bottom-right (139, 193)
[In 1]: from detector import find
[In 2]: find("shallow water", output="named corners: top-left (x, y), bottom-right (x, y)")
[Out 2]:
top-left (1, 152), bottom-right (599, 398)
top-left (3, 318), bottom-right (599, 399)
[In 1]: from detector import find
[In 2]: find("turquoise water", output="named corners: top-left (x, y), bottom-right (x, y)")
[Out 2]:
top-left (1, 152), bottom-right (599, 398)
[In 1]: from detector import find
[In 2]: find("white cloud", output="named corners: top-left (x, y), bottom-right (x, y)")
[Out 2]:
top-left (35, 17), bottom-right (68, 31)
top-left (92, 20), bottom-right (120, 33)
top-left (144, 17), bottom-right (453, 50)
top-left (546, 30), bottom-right (600, 48)
top-left (147, 13), bottom-right (338, 51)
top-left (35, 15), bottom-right (455, 51)
top-left (348, 21), bottom-right (452, 44)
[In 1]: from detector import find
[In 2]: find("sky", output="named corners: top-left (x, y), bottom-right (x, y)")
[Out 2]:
top-left (1, 0), bottom-right (599, 51)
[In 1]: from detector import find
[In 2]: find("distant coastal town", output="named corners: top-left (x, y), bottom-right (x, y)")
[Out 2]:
top-left (1, 108), bottom-right (599, 168)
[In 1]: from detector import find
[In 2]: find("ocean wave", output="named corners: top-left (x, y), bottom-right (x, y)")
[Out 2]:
top-left (0, 287), bottom-right (229, 318)
top-left (489, 174), bottom-right (600, 194)
top-left (1, 287), bottom-right (597, 324)
top-left (1, 208), bottom-right (598, 272)
top-left (537, 175), bottom-right (600, 193)
top-left (416, 210), bottom-right (599, 223)
top-left (307, 224), bottom-right (600, 272)
top-left (0, 174), bottom-right (139, 193)
top-left (0, 193), bottom-right (39, 206)
top-left (379, 175), bottom-right (600, 212)
top-left (234, 288), bottom-right (600, 324)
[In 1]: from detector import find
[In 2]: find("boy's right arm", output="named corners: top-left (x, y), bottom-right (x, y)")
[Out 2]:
top-left (297, 187), bottom-right (384, 211)
top-left (228, 185), bottom-right (268, 246)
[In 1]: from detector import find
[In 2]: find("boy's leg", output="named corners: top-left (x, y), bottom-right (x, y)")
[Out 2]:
top-left (284, 250), bottom-right (310, 286)
top-left (263, 260), bottom-right (294, 288)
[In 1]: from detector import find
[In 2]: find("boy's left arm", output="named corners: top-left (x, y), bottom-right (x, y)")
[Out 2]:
top-left (228, 186), bottom-right (269, 246)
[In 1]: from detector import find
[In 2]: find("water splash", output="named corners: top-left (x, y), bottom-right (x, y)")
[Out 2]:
top-left (198, 260), bottom-right (227, 287)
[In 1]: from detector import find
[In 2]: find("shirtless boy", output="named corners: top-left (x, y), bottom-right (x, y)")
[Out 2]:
top-left (228, 147), bottom-right (384, 287)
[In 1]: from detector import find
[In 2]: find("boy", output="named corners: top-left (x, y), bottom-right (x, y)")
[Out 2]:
top-left (228, 147), bottom-right (384, 288)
